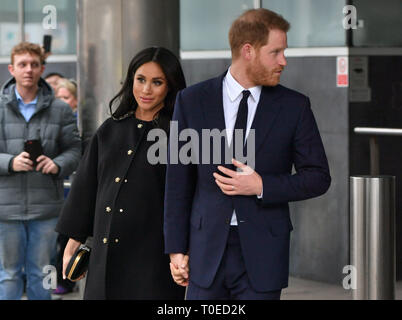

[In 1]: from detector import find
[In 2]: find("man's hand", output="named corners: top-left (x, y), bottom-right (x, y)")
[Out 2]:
top-left (213, 158), bottom-right (263, 196)
top-left (36, 155), bottom-right (59, 175)
top-left (169, 253), bottom-right (189, 287)
top-left (12, 152), bottom-right (34, 172)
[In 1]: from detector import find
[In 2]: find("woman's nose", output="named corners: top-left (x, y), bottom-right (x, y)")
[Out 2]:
top-left (143, 82), bottom-right (152, 93)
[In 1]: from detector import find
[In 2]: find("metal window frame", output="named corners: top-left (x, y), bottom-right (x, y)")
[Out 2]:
top-left (0, 0), bottom-right (77, 63)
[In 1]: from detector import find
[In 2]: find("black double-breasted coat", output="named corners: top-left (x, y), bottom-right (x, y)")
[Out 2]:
top-left (56, 115), bottom-right (185, 300)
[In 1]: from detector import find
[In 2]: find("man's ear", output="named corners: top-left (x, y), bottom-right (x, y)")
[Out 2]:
top-left (40, 64), bottom-right (45, 76)
top-left (241, 43), bottom-right (255, 61)
top-left (7, 64), bottom-right (14, 77)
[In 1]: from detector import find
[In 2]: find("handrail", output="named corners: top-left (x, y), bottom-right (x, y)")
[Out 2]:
top-left (354, 127), bottom-right (402, 136)
top-left (353, 127), bottom-right (402, 175)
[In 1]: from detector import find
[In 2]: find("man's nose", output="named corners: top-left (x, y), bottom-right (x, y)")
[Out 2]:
top-left (278, 53), bottom-right (287, 67)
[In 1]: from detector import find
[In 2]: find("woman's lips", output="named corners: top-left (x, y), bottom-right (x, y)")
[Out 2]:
top-left (140, 96), bottom-right (153, 103)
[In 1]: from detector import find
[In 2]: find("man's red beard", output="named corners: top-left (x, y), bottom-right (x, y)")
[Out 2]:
top-left (246, 57), bottom-right (283, 87)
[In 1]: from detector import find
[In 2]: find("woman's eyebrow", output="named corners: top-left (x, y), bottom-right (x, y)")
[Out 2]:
top-left (136, 74), bottom-right (166, 80)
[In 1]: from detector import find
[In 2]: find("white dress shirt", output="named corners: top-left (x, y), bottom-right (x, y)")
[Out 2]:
top-left (222, 68), bottom-right (262, 225)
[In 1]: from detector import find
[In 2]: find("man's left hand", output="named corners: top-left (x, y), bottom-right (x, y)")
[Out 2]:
top-left (36, 155), bottom-right (59, 175)
top-left (213, 159), bottom-right (262, 196)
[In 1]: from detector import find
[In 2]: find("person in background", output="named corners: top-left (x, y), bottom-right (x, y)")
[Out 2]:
top-left (44, 72), bottom-right (64, 92)
top-left (56, 79), bottom-right (78, 117)
top-left (55, 47), bottom-right (187, 300)
top-left (52, 78), bottom-right (79, 296)
top-left (0, 42), bottom-right (81, 300)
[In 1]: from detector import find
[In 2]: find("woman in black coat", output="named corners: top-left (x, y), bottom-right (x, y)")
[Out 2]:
top-left (55, 47), bottom-right (186, 300)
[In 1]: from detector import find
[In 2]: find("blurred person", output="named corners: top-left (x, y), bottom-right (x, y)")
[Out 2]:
top-left (56, 79), bottom-right (78, 116)
top-left (52, 78), bottom-right (79, 295)
top-left (44, 72), bottom-right (64, 92)
top-left (0, 42), bottom-right (81, 300)
top-left (55, 47), bottom-right (187, 300)
top-left (164, 9), bottom-right (331, 300)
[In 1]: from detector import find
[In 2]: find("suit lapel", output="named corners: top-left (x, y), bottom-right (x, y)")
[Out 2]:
top-left (249, 85), bottom-right (284, 154)
top-left (200, 72), bottom-right (232, 166)
top-left (200, 73), bottom-right (284, 163)
top-left (201, 71), bottom-right (227, 132)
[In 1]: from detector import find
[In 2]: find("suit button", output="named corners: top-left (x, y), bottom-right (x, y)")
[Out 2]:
top-left (137, 124), bottom-right (143, 129)
top-left (114, 238), bottom-right (119, 243)
top-left (119, 209), bottom-right (124, 213)
top-left (103, 238), bottom-right (108, 244)
top-left (124, 179), bottom-right (128, 183)
top-left (106, 207), bottom-right (112, 213)
top-left (127, 150), bottom-right (133, 155)
top-left (115, 177), bottom-right (121, 183)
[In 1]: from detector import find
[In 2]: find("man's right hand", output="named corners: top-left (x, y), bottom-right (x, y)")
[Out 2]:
top-left (169, 253), bottom-right (189, 287)
top-left (12, 152), bottom-right (33, 172)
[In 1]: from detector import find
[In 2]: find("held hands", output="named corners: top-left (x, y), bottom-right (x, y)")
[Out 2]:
top-left (63, 238), bottom-right (85, 282)
top-left (169, 253), bottom-right (189, 287)
top-left (213, 158), bottom-right (263, 196)
top-left (12, 152), bottom-right (58, 175)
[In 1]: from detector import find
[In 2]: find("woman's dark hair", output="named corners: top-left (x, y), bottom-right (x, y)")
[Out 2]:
top-left (109, 47), bottom-right (186, 131)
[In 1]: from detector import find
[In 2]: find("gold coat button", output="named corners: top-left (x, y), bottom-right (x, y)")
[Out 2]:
top-left (127, 150), bottom-right (133, 155)
top-left (115, 177), bottom-right (121, 183)
top-left (103, 238), bottom-right (108, 244)
top-left (114, 238), bottom-right (119, 243)
top-left (106, 207), bottom-right (112, 213)
top-left (137, 124), bottom-right (143, 129)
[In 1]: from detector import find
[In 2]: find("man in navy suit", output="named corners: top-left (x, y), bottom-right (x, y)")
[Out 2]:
top-left (164, 8), bottom-right (331, 300)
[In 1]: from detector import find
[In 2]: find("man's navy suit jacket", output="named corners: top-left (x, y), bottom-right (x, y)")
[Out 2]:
top-left (164, 71), bottom-right (331, 292)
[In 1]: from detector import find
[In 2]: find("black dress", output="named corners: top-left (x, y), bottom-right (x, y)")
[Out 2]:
top-left (56, 115), bottom-right (185, 300)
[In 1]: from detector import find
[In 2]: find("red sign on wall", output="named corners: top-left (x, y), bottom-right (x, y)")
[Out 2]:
top-left (337, 56), bottom-right (349, 87)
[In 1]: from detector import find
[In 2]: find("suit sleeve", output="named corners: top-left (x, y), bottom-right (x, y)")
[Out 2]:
top-left (259, 98), bottom-right (331, 205)
top-left (55, 132), bottom-right (99, 241)
top-left (164, 91), bottom-right (197, 254)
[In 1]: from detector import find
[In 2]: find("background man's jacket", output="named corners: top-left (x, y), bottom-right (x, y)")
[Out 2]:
top-left (0, 77), bottom-right (81, 221)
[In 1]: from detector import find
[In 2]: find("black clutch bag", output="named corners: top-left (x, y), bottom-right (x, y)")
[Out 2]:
top-left (65, 245), bottom-right (91, 281)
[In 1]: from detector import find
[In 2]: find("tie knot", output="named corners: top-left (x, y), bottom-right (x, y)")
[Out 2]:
top-left (242, 90), bottom-right (251, 99)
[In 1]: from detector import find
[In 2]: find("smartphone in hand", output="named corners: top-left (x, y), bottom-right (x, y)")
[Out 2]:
top-left (24, 140), bottom-right (44, 166)
top-left (43, 35), bottom-right (52, 53)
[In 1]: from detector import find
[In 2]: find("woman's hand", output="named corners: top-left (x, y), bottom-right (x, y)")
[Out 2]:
top-left (63, 238), bottom-right (86, 282)
top-left (169, 253), bottom-right (189, 286)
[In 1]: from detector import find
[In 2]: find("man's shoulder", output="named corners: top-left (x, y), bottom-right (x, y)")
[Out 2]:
top-left (48, 98), bottom-right (74, 115)
top-left (49, 97), bottom-right (69, 109)
top-left (273, 84), bottom-right (309, 102)
top-left (180, 75), bottom-right (222, 99)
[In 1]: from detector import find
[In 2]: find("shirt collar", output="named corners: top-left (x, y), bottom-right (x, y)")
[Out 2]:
top-left (225, 67), bottom-right (262, 103)
top-left (14, 87), bottom-right (38, 105)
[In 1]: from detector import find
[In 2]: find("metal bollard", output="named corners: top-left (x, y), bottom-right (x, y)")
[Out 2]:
top-left (350, 176), bottom-right (396, 300)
